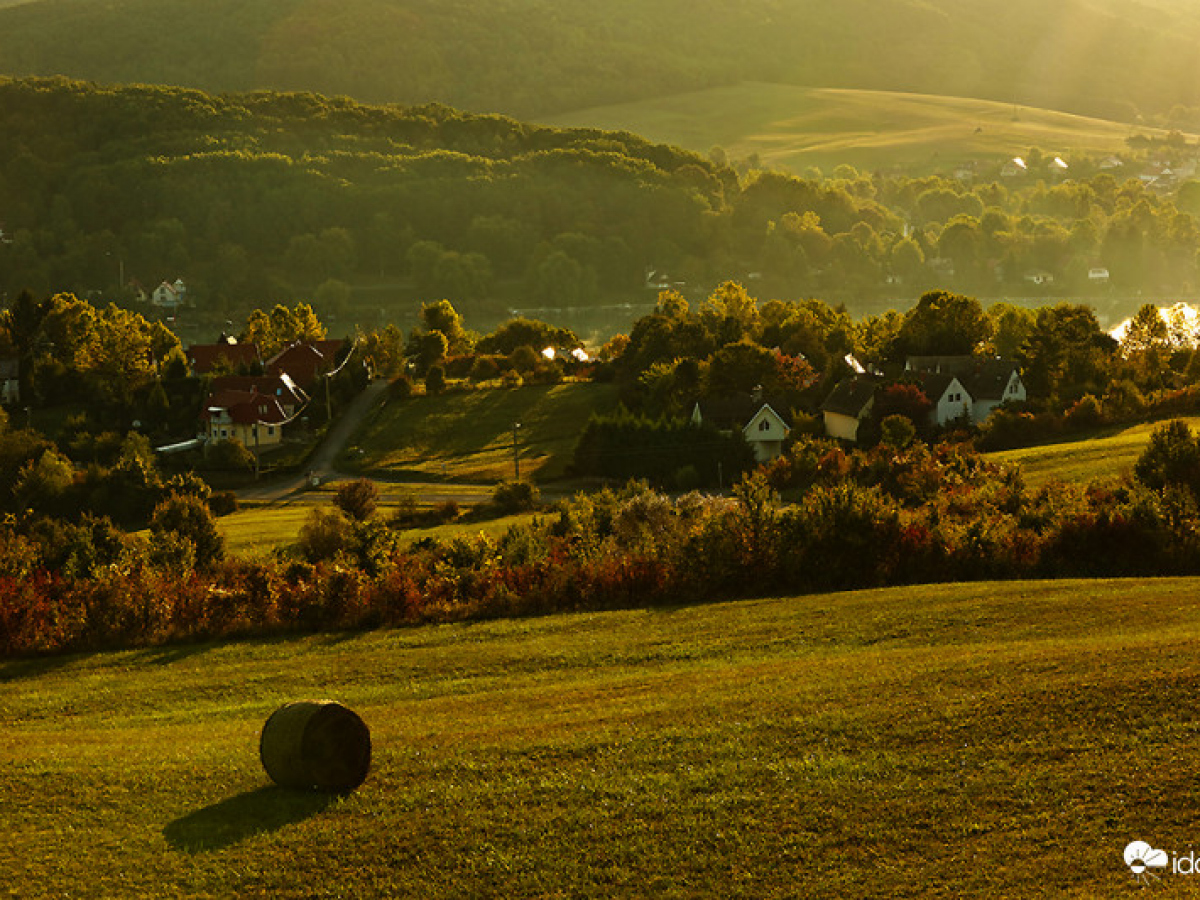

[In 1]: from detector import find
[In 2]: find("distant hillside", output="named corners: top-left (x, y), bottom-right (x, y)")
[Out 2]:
top-left (2, 0), bottom-right (1200, 122)
top-left (544, 84), bottom-right (1166, 177)
top-left (6, 78), bottom-right (1200, 326)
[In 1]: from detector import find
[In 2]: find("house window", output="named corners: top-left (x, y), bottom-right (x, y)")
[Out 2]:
top-left (268, 426), bottom-right (275, 436)
top-left (221, 429), bottom-right (228, 439)
top-left (759, 419), bottom-right (771, 432)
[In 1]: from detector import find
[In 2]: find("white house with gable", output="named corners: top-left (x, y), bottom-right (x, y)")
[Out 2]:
top-left (691, 391), bottom-right (792, 463)
top-left (152, 278), bottom-right (187, 309)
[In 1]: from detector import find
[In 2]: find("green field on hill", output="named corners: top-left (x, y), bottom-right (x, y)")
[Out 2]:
top-left (4, 578), bottom-right (1200, 896)
top-left (344, 382), bottom-right (619, 483)
top-left (987, 417), bottom-right (1200, 488)
top-left (544, 84), bottom-right (1168, 176)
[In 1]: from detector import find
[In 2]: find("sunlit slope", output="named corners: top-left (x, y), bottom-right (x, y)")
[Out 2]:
top-left (987, 417), bottom-right (1200, 488)
top-left (1, 0), bottom-right (1200, 121)
top-left (543, 84), bottom-right (1164, 176)
top-left (4, 579), bottom-right (1200, 896)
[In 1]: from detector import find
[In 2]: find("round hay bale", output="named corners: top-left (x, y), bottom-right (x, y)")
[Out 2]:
top-left (259, 700), bottom-right (371, 792)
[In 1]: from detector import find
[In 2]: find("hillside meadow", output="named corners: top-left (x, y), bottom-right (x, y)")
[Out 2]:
top-left (544, 84), bottom-right (1171, 176)
top-left (987, 416), bottom-right (1200, 488)
top-left (3, 578), bottom-right (1200, 897)
top-left (343, 382), bottom-right (619, 482)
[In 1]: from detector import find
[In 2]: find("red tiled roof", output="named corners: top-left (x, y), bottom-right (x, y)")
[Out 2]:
top-left (204, 388), bottom-right (287, 425)
top-left (266, 339), bottom-right (346, 386)
top-left (209, 374), bottom-right (308, 408)
top-left (187, 342), bottom-right (260, 374)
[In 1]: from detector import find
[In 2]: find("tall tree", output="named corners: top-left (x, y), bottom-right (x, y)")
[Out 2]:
top-left (894, 290), bottom-right (991, 359)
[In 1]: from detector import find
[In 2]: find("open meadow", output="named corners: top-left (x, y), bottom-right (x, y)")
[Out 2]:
top-left (4, 578), bottom-right (1200, 897)
top-left (343, 382), bottom-right (619, 483)
top-left (217, 481), bottom-right (529, 557)
top-left (987, 416), bottom-right (1200, 488)
top-left (543, 83), bottom-right (1173, 176)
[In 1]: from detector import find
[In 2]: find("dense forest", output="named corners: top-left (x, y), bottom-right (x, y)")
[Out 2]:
top-left (6, 78), bottom-right (1200, 330)
top-left (3, 0), bottom-right (1200, 125)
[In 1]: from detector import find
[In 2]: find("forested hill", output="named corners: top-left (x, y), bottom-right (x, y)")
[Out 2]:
top-left (8, 77), bottom-right (1200, 321)
top-left (0, 77), bottom-right (742, 308)
top-left (1, 0), bottom-right (1200, 123)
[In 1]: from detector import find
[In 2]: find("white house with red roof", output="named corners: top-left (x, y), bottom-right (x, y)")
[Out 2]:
top-left (204, 388), bottom-right (287, 447)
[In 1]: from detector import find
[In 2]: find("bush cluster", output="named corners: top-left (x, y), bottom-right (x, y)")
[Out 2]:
top-left (9, 424), bottom-right (1200, 658)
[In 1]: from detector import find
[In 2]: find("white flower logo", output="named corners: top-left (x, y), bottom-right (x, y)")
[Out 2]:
top-left (1125, 841), bottom-right (1169, 878)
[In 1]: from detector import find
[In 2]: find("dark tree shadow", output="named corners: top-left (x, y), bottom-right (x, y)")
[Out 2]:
top-left (164, 786), bottom-right (335, 852)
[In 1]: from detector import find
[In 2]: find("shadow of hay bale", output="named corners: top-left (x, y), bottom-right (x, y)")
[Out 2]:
top-left (163, 786), bottom-right (334, 852)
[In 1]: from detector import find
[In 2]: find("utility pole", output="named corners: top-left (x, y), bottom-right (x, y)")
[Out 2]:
top-left (513, 422), bottom-right (522, 482)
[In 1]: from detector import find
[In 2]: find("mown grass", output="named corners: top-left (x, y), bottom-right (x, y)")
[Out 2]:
top-left (987, 416), bottom-right (1200, 488)
top-left (543, 83), bottom-right (1170, 176)
top-left (4, 579), bottom-right (1200, 897)
top-left (344, 382), bottom-right (619, 483)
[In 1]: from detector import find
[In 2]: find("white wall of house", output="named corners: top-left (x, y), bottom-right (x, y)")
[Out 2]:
top-left (824, 410), bottom-right (863, 442)
top-left (931, 377), bottom-right (972, 426)
top-left (206, 417), bottom-right (281, 447)
top-left (973, 372), bottom-right (1026, 422)
top-left (743, 406), bottom-right (790, 462)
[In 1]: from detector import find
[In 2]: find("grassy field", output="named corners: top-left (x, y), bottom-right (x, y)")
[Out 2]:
top-left (344, 382), bottom-right (619, 483)
top-left (219, 492), bottom-right (541, 556)
top-left (987, 417), bottom-right (1200, 488)
top-left (4, 578), bottom-right (1200, 896)
top-left (543, 83), bottom-right (1172, 176)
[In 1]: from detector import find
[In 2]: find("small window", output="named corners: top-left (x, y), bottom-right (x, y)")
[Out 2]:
top-left (759, 419), bottom-right (771, 432)
top-left (267, 426), bottom-right (275, 436)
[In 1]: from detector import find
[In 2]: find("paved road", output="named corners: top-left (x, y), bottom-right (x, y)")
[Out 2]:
top-left (236, 379), bottom-right (390, 504)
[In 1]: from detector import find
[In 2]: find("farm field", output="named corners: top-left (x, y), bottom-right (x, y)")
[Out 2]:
top-left (986, 416), bottom-right (1200, 487)
top-left (344, 382), bottom-right (619, 483)
top-left (543, 83), bottom-right (1173, 176)
top-left (4, 578), bottom-right (1200, 896)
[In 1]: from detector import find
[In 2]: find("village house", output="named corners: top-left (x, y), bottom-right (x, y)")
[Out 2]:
top-left (822, 357), bottom-right (1026, 441)
top-left (820, 376), bottom-right (877, 443)
top-left (907, 370), bottom-right (972, 427)
top-left (203, 388), bottom-right (287, 448)
top-left (691, 390), bottom-right (792, 463)
top-left (151, 278), bottom-right (187, 309)
top-left (904, 356), bottom-right (1027, 425)
top-left (207, 373), bottom-right (308, 416)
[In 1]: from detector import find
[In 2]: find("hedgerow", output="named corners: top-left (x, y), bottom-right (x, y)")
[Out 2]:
top-left (9, 425), bottom-right (1200, 657)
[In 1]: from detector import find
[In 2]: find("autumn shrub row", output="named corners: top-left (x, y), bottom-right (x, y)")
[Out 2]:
top-left (7, 429), bottom-right (1200, 657)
